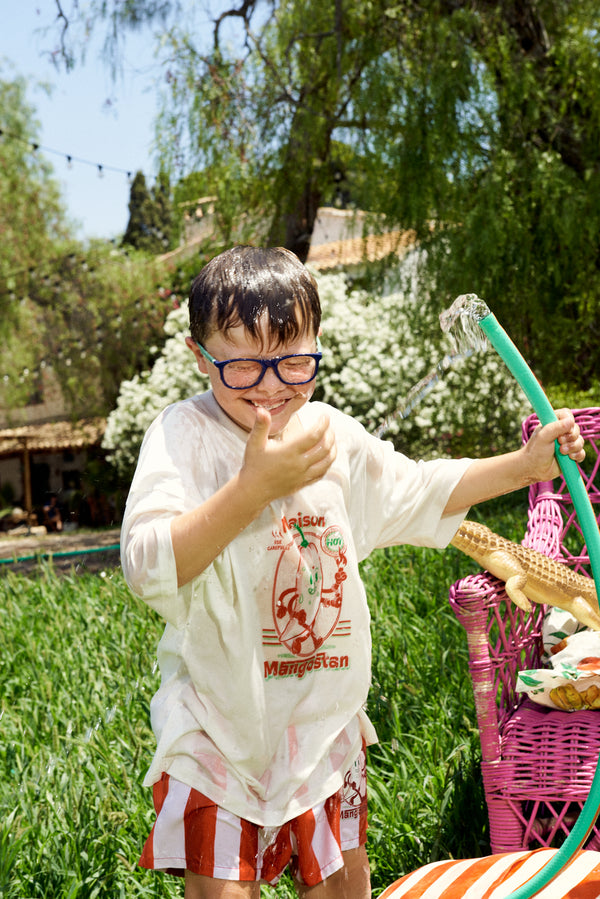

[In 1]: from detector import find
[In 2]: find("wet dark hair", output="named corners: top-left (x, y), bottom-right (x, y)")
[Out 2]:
top-left (189, 246), bottom-right (321, 347)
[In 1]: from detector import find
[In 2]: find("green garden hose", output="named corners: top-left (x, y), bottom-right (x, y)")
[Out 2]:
top-left (478, 311), bottom-right (600, 898)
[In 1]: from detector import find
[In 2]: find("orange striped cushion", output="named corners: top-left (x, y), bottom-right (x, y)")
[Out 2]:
top-left (380, 849), bottom-right (600, 898)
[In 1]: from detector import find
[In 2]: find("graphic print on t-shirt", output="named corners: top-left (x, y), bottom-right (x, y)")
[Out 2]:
top-left (342, 746), bottom-right (367, 809)
top-left (265, 515), bottom-right (348, 659)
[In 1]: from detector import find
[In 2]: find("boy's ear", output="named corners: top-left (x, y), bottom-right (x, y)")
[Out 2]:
top-left (185, 336), bottom-right (209, 374)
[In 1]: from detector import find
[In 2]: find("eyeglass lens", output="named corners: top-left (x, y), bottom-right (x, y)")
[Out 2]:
top-left (222, 356), bottom-right (317, 388)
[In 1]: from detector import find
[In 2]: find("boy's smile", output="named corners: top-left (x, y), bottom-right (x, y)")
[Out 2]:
top-left (186, 320), bottom-right (319, 437)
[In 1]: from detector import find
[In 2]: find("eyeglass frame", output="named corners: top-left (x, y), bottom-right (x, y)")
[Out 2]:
top-left (194, 336), bottom-right (323, 389)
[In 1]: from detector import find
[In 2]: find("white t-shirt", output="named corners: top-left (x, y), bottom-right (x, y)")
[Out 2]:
top-left (121, 392), bottom-right (472, 826)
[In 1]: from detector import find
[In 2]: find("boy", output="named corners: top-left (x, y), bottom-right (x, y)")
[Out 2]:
top-left (121, 246), bottom-right (584, 899)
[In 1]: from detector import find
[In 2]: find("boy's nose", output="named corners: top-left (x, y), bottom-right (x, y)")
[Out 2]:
top-left (258, 366), bottom-right (283, 390)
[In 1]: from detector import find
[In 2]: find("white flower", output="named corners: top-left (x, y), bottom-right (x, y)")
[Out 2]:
top-left (104, 253), bottom-right (528, 475)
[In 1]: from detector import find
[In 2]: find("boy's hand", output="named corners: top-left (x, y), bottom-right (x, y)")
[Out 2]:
top-left (445, 409), bottom-right (585, 515)
top-left (242, 409), bottom-right (336, 503)
top-left (524, 408), bottom-right (585, 482)
top-left (170, 410), bottom-right (336, 586)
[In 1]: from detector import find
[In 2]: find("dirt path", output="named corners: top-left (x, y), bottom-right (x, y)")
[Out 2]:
top-left (0, 528), bottom-right (121, 576)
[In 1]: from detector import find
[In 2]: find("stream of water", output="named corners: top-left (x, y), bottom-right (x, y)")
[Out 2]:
top-left (439, 292), bottom-right (491, 353)
top-left (374, 349), bottom-right (474, 438)
top-left (375, 293), bottom-right (491, 439)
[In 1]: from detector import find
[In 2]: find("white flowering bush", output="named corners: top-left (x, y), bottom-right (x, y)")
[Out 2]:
top-left (102, 303), bottom-right (208, 476)
top-left (314, 253), bottom-right (529, 460)
top-left (103, 252), bottom-right (529, 478)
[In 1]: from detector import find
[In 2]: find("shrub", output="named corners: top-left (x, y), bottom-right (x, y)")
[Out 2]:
top-left (103, 252), bottom-right (529, 478)
top-left (313, 253), bottom-right (528, 460)
top-left (102, 303), bottom-right (208, 477)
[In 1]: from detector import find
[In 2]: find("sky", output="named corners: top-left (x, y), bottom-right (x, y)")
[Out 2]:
top-left (1, 3), bottom-right (161, 241)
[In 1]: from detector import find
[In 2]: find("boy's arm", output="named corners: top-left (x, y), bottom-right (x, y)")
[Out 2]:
top-left (444, 409), bottom-right (585, 515)
top-left (171, 408), bottom-right (336, 586)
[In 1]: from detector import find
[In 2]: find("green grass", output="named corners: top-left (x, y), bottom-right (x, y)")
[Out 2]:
top-left (0, 495), bottom-right (528, 897)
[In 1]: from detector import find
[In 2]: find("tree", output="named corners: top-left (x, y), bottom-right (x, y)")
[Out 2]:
top-left (45, 0), bottom-right (390, 257)
top-left (1, 238), bottom-right (178, 419)
top-left (373, 1), bottom-right (600, 390)
top-left (122, 169), bottom-right (176, 254)
top-left (44, 0), bottom-right (600, 390)
top-left (0, 71), bottom-right (71, 333)
top-left (153, 168), bottom-right (177, 248)
top-left (0, 71), bottom-right (176, 419)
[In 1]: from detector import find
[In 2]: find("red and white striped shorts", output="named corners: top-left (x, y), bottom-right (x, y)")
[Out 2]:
top-left (139, 745), bottom-right (367, 886)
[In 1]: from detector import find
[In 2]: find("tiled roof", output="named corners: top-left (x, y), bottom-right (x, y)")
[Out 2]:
top-left (306, 229), bottom-right (416, 270)
top-left (0, 418), bottom-right (106, 458)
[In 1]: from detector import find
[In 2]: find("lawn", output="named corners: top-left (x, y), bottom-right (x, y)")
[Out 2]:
top-left (0, 494), bottom-right (528, 897)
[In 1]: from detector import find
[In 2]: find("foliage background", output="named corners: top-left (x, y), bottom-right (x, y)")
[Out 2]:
top-left (3, 6), bottom-right (600, 893)
top-left (4, 2), bottom-right (600, 430)
top-left (0, 69), bottom-right (177, 422)
top-left (103, 253), bottom-right (530, 478)
top-left (39, 0), bottom-right (600, 397)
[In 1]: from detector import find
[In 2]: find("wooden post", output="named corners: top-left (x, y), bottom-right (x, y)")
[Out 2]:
top-left (22, 438), bottom-right (32, 518)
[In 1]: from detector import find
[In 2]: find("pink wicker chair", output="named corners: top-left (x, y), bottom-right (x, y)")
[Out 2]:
top-left (449, 408), bottom-right (600, 853)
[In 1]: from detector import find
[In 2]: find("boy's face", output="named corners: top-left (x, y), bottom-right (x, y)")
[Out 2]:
top-left (186, 317), bottom-right (319, 437)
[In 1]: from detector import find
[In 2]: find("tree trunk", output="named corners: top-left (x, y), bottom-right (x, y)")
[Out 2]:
top-left (267, 106), bottom-right (332, 262)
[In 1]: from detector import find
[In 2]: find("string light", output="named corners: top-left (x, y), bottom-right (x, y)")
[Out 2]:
top-left (0, 127), bottom-right (164, 293)
top-left (0, 125), bottom-right (141, 180)
top-left (0, 127), bottom-right (183, 386)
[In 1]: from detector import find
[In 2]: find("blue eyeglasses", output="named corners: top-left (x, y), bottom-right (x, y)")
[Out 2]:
top-left (195, 338), bottom-right (322, 389)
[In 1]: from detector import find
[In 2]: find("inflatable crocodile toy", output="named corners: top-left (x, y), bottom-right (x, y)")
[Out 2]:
top-left (451, 519), bottom-right (600, 630)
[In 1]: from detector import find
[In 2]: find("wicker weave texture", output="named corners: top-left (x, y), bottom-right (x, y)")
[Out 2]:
top-left (449, 408), bottom-right (600, 853)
